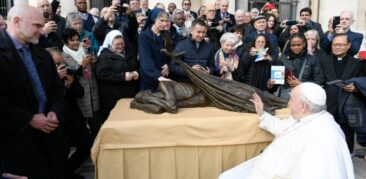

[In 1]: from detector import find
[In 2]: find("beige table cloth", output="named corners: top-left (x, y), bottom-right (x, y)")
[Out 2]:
top-left (91, 99), bottom-right (290, 179)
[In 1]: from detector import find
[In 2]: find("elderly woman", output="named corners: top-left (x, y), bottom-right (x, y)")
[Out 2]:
top-left (139, 8), bottom-right (171, 91)
top-left (61, 28), bottom-right (101, 140)
top-left (66, 12), bottom-right (99, 55)
top-left (237, 34), bottom-right (274, 91)
top-left (214, 32), bottom-right (240, 80)
top-left (96, 30), bottom-right (139, 121)
top-left (304, 29), bottom-right (324, 57)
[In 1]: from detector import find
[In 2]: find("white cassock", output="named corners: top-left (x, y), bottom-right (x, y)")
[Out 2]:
top-left (219, 110), bottom-right (354, 179)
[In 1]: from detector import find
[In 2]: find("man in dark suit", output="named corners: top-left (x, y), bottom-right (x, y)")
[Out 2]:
top-left (182, 0), bottom-right (198, 19)
top-left (0, 4), bottom-right (65, 179)
top-left (299, 7), bottom-right (324, 41)
top-left (319, 34), bottom-right (366, 152)
top-left (37, 0), bottom-right (66, 50)
top-left (214, 0), bottom-right (235, 32)
top-left (320, 10), bottom-right (363, 56)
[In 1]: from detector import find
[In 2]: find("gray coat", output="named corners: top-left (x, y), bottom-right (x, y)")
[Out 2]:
top-left (62, 52), bottom-right (100, 118)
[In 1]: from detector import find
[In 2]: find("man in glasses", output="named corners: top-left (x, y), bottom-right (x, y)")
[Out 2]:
top-left (182, 0), bottom-right (197, 20)
top-left (319, 33), bottom-right (366, 154)
top-left (321, 10), bottom-right (363, 56)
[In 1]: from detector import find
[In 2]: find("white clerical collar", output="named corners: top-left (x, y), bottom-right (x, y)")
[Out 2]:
top-left (337, 57), bottom-right (343, 61)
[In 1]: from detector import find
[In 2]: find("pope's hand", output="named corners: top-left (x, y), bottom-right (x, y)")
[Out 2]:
top-left (250, 93), bottom-right (264, 115)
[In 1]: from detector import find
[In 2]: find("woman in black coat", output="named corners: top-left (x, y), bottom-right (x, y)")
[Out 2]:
top-left (237, 34), bottom-right (274, 91)
top-left (275, 33), bottom-right (324, 99)
top-left (96, 30), bottom-right (139, 121)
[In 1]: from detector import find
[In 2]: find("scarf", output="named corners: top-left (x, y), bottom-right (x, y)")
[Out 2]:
top-left (215, 48), bottom-right (239, 80)
top-left (62, 44), bottom-right (85, 65)
top-left (97, 30), bottom-right (123, 56)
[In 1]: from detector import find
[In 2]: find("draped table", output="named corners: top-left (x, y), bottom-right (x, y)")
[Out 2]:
top-left (91, 99), bottom-right (290, 179)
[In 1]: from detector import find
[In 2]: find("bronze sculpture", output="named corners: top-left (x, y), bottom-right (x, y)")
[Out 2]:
top-left (131, 50), bottom-right (288, 114)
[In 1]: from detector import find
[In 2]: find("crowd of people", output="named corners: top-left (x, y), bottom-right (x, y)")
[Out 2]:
top-left (0, 0), bottom-right (365, 178)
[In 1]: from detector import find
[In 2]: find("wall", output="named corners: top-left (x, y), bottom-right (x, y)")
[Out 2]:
top-left (27, 0), bottom-right (77, 17)
top-left (149, 0), bottom-right (236, 14)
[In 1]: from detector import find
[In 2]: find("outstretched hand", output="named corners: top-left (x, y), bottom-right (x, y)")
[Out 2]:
top-left (249, 93), bottom-right (264, 115)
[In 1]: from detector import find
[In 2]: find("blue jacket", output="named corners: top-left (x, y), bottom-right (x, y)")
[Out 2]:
top-left (138, 28), bottom-right (170, 91)
top-left (244, 31), bottom-right (279, 59)
top-left (170, 35), bottom-right (216, 82)
top-left (321, 30), bottom-right (363, 56)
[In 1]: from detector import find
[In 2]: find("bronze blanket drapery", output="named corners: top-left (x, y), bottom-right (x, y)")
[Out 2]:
top-left (131, 50), bottom-right (288, 114)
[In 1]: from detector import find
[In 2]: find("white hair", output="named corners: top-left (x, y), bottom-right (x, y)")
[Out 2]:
top-left (235, 9), bottom-right (245, 15)
top-left (66, 12), bottom-right (82, 28)
top-left (220, 32), bottom-right (239, 46)
top-left (340, 10), bottom-right (354, 21)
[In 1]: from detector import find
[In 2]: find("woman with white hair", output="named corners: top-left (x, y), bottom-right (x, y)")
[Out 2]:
top-left (96, 30), bottom-right (139, 121)
top-left (214, 32), bottom-right (240, 80)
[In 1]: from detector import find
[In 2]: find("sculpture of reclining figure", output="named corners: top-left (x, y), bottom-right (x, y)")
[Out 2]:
top-left (131, 50), bottom-right (288, 114)
top-left (131, 80), bottom-right (210, 114)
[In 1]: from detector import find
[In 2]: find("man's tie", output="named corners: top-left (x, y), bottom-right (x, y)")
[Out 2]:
top-left (19, 46), bottom-right (48, 113)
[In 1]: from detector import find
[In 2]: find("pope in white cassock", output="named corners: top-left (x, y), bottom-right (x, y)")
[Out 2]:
top-left (219, 82), bottom-right (354, 179)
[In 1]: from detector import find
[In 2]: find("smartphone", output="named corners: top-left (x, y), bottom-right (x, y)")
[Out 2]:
top-left (116, 5), bottom-right (127, 13)
top-left (286, 70), bottom-right (294, 78)
top-left (286, 20), bottom-right (298, 26)
top-left (332, 16), bottom-right (340, 30)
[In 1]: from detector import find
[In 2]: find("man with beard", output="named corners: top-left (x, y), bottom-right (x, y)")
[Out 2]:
top-left (0, 4), bottom-right (65, 179)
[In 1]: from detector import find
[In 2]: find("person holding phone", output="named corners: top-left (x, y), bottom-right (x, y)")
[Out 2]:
top-left (237, 34), bottom-right (274, 91)
top-left (170, 19), bottom-right (215, 83)
top-left (278, 24), bottom-right (304, 51)
top-left (61, 28), bottom-right (101, 142)
top-left (36, 0), bottom-right (66, 50)
top-left (244, 15), bottom-right (279, 60)
top-left (214, 0), bottom-right (235, 32)
top-left (320, 10), bottom-right (363, 56)
top-left (276, 33), bottom-right (324, 100)
top-left (66, 12), bottom-right (99, 55)
top-left (298, 7), bottom-right (324, 41)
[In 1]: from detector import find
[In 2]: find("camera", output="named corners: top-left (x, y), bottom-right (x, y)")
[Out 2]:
top-left (58, 63), bottom-right (78, 76)
top-left (66, 67), bottom-right (78, 75)
top-left (116, 5), bottom-right (128, 14)
top-left (332, 16), bottom-right (340, 30)
top-left (286, 20), bottom-right (298, 26)
top-left (210, 21), bottom-right (220, 27)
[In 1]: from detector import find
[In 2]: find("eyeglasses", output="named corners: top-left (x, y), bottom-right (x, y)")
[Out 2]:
top-left (207, 10), bottom-right (216, 13)
top-left (332, 43), bottom-right (348, 48)
top-left (183, 3), bottom-right (191, 6)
